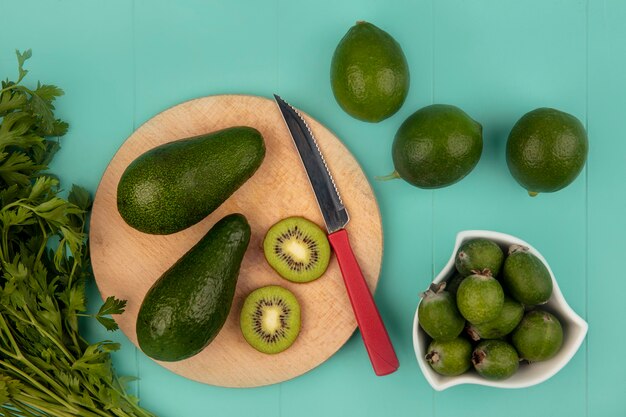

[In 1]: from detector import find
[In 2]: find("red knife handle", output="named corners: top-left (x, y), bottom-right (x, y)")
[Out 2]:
top-left (328, 229), bottom-right (399, 376)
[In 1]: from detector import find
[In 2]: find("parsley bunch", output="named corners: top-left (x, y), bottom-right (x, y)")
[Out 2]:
top-left (0, 51), bottom-right (155, 417)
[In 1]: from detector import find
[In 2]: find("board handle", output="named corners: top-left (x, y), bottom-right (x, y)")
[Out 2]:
top-left (328, 229), bottom-right (399, 376)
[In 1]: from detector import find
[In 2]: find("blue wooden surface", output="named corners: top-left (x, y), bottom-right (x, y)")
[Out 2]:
top-left (1, 0), bottom-right (624, 415)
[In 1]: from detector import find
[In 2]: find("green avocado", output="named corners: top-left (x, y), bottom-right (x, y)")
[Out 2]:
top-left (136, 214), bottom-right (250, 362)
top-left (330, 21), bottom-right (410, 122)
top-left (117, 126), bottom-right (265, 235)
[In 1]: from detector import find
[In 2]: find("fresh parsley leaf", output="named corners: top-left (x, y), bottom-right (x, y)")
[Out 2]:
top-left (68, 185), bottom-right (91, 211)
top-left (94, 297), bottom-right (127, 332)
top-left (98, 296), bottom-right (127, 317)
top-left (0, 50), bottom-right (154, 417)
top-left (0, 89), bottom-right (27, 115)
top-left (15, 49), bottom-right (31, 83)
top-left (0, 151), bottom-right (39, 186)
top-left (96, 316), bottom-right (120, 332)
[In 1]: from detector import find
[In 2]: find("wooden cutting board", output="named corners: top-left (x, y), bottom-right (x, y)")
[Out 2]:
top-left (89, 95), bottom-right (383, 387)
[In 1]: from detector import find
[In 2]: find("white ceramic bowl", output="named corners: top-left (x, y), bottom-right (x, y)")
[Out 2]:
top-left (413, 230), bottom-right (588, 391)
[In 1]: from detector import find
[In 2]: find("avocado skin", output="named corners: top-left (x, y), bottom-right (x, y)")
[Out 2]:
top-left (136, 213), bottom-right (250, 362)
top-left (117, 126), bottom-right (265, 235)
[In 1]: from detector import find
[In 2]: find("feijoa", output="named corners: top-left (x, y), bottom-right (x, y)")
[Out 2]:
top-left (472, 340), bottom-right (519, 380)
top-left (512, 310), bottom-right (563, 361)
top-left (446, 272), bottom-right (466, 297)
top-left (466, 296), bottom-right (524, 341)
top-left (456, 271), bottom-right (504, 324)
top-left (426, 337), bottom-right (473, 376)
top-left (455, 238), bottom-right (504, 277)
top-left (418, 282), bottom-right (465, 341)
top-left (502, 245), bottom-right (553, 305)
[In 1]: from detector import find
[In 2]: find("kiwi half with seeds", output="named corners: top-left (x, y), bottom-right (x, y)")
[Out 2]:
top-left (240, 285), bottom-right (301, 354)
top-left (263, 216), bottom-right (331, 283)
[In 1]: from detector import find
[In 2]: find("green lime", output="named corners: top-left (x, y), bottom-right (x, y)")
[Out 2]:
top-left (506, 107), bottom-right (588, 196)
top-left (381, 104), bottom-right (482, 188)
top-left (330, 21), bottom-right (409, 122)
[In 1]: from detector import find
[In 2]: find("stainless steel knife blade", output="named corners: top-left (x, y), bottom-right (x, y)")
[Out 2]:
top-left (274, 94), bottom-right (349, 233)
top-left (275, 94), bottom-right (399, 375)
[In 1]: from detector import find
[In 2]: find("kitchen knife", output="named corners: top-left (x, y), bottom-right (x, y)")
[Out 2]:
top-left (274, 94), bottom-right (399, 376)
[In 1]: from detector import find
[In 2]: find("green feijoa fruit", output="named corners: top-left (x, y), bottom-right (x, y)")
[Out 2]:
top-left (502, 245), bottom-right (553, 305)
top-left (418, 282), bottom-right (465, 341)
top-left (455, 238), bottom-right (504, 277)
top-left (466, 296), bottom-right (524, 341)
top-left (472, 340), bottom-right (520, 380)
top-left (330, 21), bottom-right (409, 122)
top-left (456, 272), bottom-right (504, 324)
top-left (446, 272), bottom-right (466, 297)
top-left (512, 310), bottom-right (563, 361)
top-left (426, 337), bottom-right (473, 376)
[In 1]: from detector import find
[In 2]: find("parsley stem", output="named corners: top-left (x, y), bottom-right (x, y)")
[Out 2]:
top-left (0, 313), bottom-right (22, 356)
top-left (1, 225), bottom-right (9, 263)
top-left (22, 305), bottom-right (76, 362)
top-left (13, 398), bottom-right (72, 417)
top-left (35, 218), bottom-right (47, 265)
top-left (0, 85), bottom-right (16, 95)
top-left (0, 360), bottom-right (78, 413)
top-left (2, 403), bottom-right (39, 417)
top-left (14, 396), bottom-right (81, 417)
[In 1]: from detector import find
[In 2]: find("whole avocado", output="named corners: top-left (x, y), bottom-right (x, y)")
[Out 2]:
top-left (331, 21), bottom-right (410, 122)
top-left (117, 126), bottom-right (265, 235)
top-left (136, 214), bottom-right (250, 362)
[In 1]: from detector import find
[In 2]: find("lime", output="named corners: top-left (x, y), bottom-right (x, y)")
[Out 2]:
top-left (381, 104), bottom-right (482, 188)
top-left (330, 21), bottom-right (409, 122)
top-left (506, 107), bottom-right (588, 196)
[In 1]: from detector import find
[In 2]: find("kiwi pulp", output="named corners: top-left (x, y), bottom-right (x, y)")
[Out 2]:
top-left (240, 285), bottom-right (301, 354)
top-left (263, 216), bottom-right (331, 283)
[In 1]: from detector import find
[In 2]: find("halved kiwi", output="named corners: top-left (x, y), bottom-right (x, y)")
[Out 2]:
top-left (240, 285), bottom-right (301, 354)
top-left (263, 216), bottom-right (331, 283)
